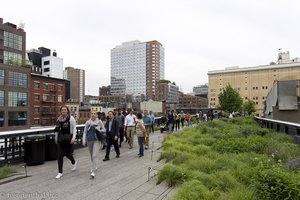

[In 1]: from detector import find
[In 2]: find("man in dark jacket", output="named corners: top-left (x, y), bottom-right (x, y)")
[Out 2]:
top-left (103, 111), bottom-right (120, 161)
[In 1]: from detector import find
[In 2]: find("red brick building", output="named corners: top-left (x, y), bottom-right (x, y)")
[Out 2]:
top-left (30, 74), bottom-right (70, 126)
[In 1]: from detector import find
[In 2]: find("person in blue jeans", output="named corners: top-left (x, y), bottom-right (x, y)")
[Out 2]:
top-left (135, 113), bottom-right (146, 157)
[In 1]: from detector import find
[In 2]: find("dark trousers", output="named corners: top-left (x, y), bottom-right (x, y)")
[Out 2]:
top-left (105, 136), bottom-right (120, 159)
top-left (57, 142), bottom-right (75, 173)
top-left (151, 122), bottom-right (154, 133)
top-left (119, 127), bottom-right (124, 144)
top-left (181, 119), bottom-right (185, 128)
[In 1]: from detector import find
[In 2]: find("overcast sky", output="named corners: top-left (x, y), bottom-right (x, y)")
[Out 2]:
top-left (2, 0), bottom-right (300, 95)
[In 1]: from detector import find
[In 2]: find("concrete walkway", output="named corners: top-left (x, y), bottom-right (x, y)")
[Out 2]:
top-left (0, 131), bottom-right (176, 200)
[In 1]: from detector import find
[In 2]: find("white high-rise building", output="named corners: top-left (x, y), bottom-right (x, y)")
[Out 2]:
top-left (111, 40), bottom-right (165, 99)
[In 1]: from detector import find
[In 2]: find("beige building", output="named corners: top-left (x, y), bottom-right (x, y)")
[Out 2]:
top-left (208, 52), bottom-right (300, 116)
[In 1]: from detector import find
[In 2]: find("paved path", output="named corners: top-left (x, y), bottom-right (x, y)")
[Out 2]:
top-left (0, 131), bottom-right (176, 200)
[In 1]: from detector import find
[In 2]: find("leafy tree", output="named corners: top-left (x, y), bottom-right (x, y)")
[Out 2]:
top-left (242, 99), bottom-right (256, 115)
top-left (218, 84), bottom-right (243, 113)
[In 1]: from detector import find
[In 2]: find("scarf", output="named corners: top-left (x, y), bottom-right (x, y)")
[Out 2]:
top-left (87, 118), bottom-right (99, 131)
top-left (57, 115), bottom-right (69, 122)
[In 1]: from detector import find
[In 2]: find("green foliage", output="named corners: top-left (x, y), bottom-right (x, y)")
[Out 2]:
top-left (158, 117), bottom-right (300, 200)
top-left (0, 165), bottom-right (16, 179)
top-left (242, 99), bottom-right (256, 114)
top-left (157, 163), bottom-right (187, 186)
top-left (218, 84), bottom-right (243, 113)
top-left (252, 160), bottom-right (300, 200)
top-left (174, 180), bottom-right (220, 200)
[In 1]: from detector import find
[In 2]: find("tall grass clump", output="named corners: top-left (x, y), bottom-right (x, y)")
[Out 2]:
top-left (0, 165), bottom-right (16, 179)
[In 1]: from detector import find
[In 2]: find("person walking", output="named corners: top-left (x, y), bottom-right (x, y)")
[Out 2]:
top-left (103, 111), bottom-right (120, 161)
top-left (142, 110), bottom-right (151, 150)
top-left (54, 106), bottom-right (77, 179)
top-left (82, 111), bottom-right (105, 178)
top-left (99, 112), bottom-right (107, 150)
top-left (167, 110), bottom-right (175, 133)
top-left (149, 111), bottom-right (155, 133)
top-left (175, 112), bottom-right (181, 131)
top-left (115, 109), bottom-right (125, 148)
top-left (180, 110), bottom-right (185, 128)
top-left (124, 108), bottom-right (136, 149)
top-left (136, 113), bottom-right (146, 157)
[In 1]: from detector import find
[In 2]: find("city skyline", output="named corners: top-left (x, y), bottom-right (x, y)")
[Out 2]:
top-left (1, 0), bottom-right (300, 95)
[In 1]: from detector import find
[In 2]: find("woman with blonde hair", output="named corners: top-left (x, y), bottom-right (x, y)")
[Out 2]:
top-left (82, 111), bottom-right (105, 178)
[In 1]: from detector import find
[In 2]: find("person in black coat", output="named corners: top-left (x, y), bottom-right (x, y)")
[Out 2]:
top-left (103, 111), bottom-right (120, 161)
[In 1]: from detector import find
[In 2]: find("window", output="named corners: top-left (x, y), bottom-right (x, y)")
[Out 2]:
top-left (4, 31), bottom-right (22, 51)
top-left (266, 86), bottom-right (268, 89)
top-left (44, 68), bottom-right (50, 72)
top-left (58, 85), bottom-right (63, 91)
top-left (0, 70), bottom-right (4, 85)
top-left (34, 107), bottom-right (39, 113)
top-left (8, 111), bottom-right (27, 126)
top-left (8, 72), bottom-right (27, 88)
top-left (0, 91), bottom-right (4, 106)
top-left (8, 92), bottom-right (27, 107)
top-left (50, 85), bottom-right (55, 91)
top-left (34, 119), bottom-right (40, 125)
top-left (3, 51), bottom-right (22, 65)
top-left (44, 60), bottom-right (50, 65)
top-left (58, 95), bottom-right (62, 102)
top-left (34, 94), bottom-right (40, 101)
top-left (43, 83), bottom-right (48, 89)
top-left (34, 82), bottom-right (40, 89)
top-left (262, 86), bottom-right (264, 89)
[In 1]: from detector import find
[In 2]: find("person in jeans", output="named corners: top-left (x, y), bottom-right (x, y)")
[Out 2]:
top-left (54, 106), bottom-right (77, 179)
top-left (103, 111), bottom-right (120, 161)
top-left (136, 113), bottom-right (146, 157)
top-left (149, 111), bottom-right (155, 133)
top-left (82, 111), bottom-right (105, 178)
top-left (142, 110), bottom-right (151, 150)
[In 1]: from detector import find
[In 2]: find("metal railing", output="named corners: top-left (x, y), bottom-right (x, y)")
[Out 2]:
top-left (0, 125), bottom-right (85, 166)
top-left (255, 116), bottom-right (300, 144)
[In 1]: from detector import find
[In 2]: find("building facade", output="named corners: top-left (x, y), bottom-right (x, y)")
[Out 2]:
top-left (0, 18), bottom-right (30, 131)
top-left (30, 74), bottom-right (70, 126)
top-left (28, 47), bottom-right (63, 79)
top-left (193, 83), bottom-right (208, 98)
top-left (63, 66), bottom-right (85, 102)
top-left (208, 52), bottom-right (300, 115)
top-left (110, 40), bottom-right (164, 99)
top-left (99, 85), bottom-right (111, 96)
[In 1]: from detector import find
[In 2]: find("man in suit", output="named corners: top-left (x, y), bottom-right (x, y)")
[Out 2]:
top-left (103, 111), bottom-right (120, 161)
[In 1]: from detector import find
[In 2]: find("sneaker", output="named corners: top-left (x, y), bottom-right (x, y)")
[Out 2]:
top-left (145, 146), bottom-right (149, 150)
top-left (90, 168), bottom-right (98, 173)
top-left (103, 157), bottom-right (109, 161)
top-left (139, 154), bottom-right (144, 158)
top-left (90, 172), bottom-right (95, 178)
top-left (71, 162), bottom-right (77, 171)
top-left (55, 173), bottom-right (63, 179)
top-left (116, 154), bottom-right (120, 158)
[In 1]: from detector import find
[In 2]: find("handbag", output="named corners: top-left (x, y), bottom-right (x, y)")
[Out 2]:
top-left (57, 133), bottom-right (72, 143)
top-left (95, 129), bottom-right (106, 141)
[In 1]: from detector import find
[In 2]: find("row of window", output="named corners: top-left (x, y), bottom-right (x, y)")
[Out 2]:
top-left (3, 51), bottom-right (22, 65)
top-left (33, 81), bottom-right (63, 91)
top-left (0, 70), bottom-right (28, 88)
top-left (33, 94), bottom-right (63, 102)
top-left (4, 31), bottom-right (22, 51)
top-left (0, 111), bottom-right (27, 127)
top-left (0, 91), bottom-right (27, 107)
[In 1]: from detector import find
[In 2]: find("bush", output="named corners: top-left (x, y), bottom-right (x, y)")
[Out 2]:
top-left (157, 163), bottom-right (187, 187)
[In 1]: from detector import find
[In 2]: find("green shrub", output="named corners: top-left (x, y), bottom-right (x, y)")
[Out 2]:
top-left (157, 163), bottom-right (187, 187)
top-left (174, 180), bottom-right (220, 200)
top-left (226, 185), bottom-right (255, 200)
top-left (252, 162), bottom-right (300, 200)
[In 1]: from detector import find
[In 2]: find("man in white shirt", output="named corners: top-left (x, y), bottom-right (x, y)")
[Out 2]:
top-left (124, 108), bottom-right (136, 149)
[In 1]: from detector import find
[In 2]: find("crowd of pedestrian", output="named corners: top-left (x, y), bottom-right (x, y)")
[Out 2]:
top-left (54, 106), bottom-right (157, 179)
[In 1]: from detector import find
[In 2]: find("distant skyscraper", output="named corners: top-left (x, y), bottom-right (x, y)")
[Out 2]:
top-left (110, 40), bottom-right (165, 99)
top-left (63, 67), bottom-right (85, 102)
